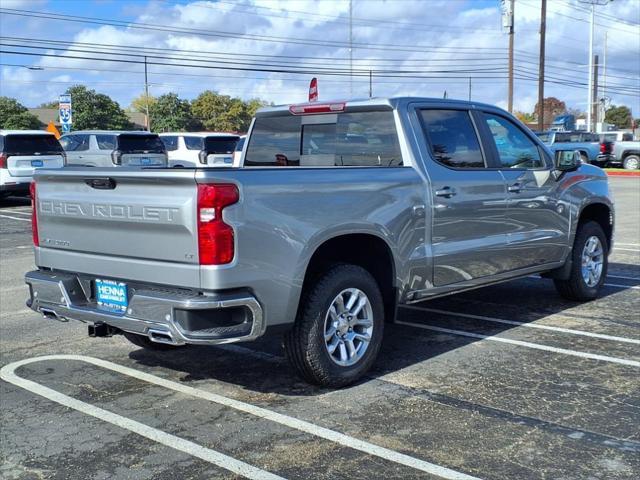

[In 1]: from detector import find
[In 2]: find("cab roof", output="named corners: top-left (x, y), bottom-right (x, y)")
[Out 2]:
top-left (0, 130), bottom-right (55, 136)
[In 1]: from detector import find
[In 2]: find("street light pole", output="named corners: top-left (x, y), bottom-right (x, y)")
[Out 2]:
top-left (144, 56), bottom-right (150, 132)
top-left (587, 3), bottom-right (595, 132)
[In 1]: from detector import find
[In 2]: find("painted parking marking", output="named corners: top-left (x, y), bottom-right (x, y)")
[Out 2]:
top-left (0, 209), bottom-right (31, 216)
top-left (526, 275), bottom-right (640, 290)
top-left (614, 247), bottom-right (640, 253)
top-left (0, 355), bottom-right (481, 480)
top-left (396, 321), bottom-right (640, 368)
top-left (401, 306), bottom-right (640, 345)
top-left (615, 243), bottom-right (640, 247)
top-left (0, 214), bottom-right (30, 222)
top-left (0, 359), bottom-right (285, 480)
top-left (607, 274), bottom-right (640, 281)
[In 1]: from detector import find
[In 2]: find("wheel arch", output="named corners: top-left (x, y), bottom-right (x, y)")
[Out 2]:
top-left (300, 233), bottom-right (398, 322)
top-left (578, 202), bottom-right (613, 252)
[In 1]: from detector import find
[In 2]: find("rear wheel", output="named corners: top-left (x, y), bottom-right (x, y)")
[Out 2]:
top-left (554, 221), bottom-right (608, 301)
top-left (284, 264), bottom-right (384, 387)
top-left (623, 155), bottom-right (639, 170)
top-left (123, 331), bottom-right (185, 351)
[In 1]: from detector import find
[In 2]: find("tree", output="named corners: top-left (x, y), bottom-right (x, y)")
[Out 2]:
top-left (37, 100), bottom-right (59, 109)
top-left (533, 97), bottom-right (566, 127)
top-left (148, 93), bottom-right (201, 132)
top-left (514, 111), bottom-right (535, 123)
top-left (191, 91), bottom-right (269, 132)
top-left (604, 105), bottom-right (633, 130)
top-left (0, 96), bottom-right (41, 129)
top-left (64, 85), bottom-right (131, 130)
top-left (129, 93), bottom-right (157, 114)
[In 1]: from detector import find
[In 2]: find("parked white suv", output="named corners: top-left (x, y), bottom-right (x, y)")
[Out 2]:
top-left (160, 132), bottom-right (240, 168)
top-left (60, 131), bottom-right (167, 167)
top-left (0, 130), bottom-right (64, 198)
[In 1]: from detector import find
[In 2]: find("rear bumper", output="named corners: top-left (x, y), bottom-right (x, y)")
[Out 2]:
top-left (0, 181), bottom-right (30, 194)
top-left (25, 270), bottom-right (265, 345)
top-left (597, 154), bottom-right (616, 163)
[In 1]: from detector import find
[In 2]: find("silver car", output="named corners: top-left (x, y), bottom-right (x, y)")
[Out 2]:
top-left (60, 131), bottom-right (168, 167)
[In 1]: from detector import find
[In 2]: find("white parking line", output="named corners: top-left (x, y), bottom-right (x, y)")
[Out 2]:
top-left (527, 275), bottom-right (640, 290)
top-left (614, 248), bottom-right (640, 253)
top-left (0, 214), bottom-right (30, 222)
top-left (0, 355), bottom-right (481, 480)
top-left (615, 243), bottom-right (640, 247)
top-left (396, 321), bottom-right (640, 368)
top-left (607, 274), bottom-right (640, 281)
top-left (401, 306), bottom-right (640, 345)
top-left (0, 209), bottom-right (31, 216)
top-left (0, 360), bottom-right (285, 480)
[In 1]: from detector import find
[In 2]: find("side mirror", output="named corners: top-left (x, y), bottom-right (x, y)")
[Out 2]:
top-left (554, 149), bottom-right (581, 172)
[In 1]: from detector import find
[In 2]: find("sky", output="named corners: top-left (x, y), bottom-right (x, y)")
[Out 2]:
top-left (0, 0), bottom-right (638, 117)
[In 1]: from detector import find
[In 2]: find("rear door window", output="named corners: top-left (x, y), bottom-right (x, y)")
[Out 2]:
top-left (160, 136), bottom-right (179, 151)
top-left (60, 135), bottom-right (89, 152)
top-left (5, 135), bottom-right (63, 155)
top-left (205, 136), bottom-right (238, 154)
top-left (184, 136), bottom-right (204, 150)
top-left (244, 111), bottom-right (402, 167)
top-left (117, 135), bottom-right (165, 153)
top-left (96, 135), bottom-right (116, 150)
top-left (419, 109), bottom-right (485, 168)
top-left (482, 113), bottom-right (544, 169)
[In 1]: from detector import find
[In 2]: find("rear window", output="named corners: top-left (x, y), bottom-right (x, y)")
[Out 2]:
top-left (535, 132), bottom-right (551, 144)
top-left (161, 136), bottom-right (179, 151)
top-left (184, 136), bottom-right (204, 150)
top-left (117, 135), bottom-right (165, 153)
top-left (4, 134), bottom-right (63, 155)
top-left (245, 111), bottom-right (402, 167)
top-left (205, 136), bottom-right (239, 154)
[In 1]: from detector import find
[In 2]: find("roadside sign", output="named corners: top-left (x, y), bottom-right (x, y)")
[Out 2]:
top-left (309, 78), bottom-right (318, 103)
top-left (59, 94), bottom-right (72, 131)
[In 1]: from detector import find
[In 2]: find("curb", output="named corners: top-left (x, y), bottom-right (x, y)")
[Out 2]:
top-left (605, 171), bottom-right (640, 177)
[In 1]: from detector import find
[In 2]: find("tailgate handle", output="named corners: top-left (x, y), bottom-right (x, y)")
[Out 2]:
top-left (85, 178), bottom-right (116, 190)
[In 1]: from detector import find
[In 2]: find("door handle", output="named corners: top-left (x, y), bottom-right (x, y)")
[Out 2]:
top-left (508, 183), bottom-right (522, 193)
top-left (435, 187), bottom-right (456, 198)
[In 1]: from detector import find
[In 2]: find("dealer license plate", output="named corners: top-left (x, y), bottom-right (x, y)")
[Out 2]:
top-left (95, 279), bottom-right (128, 313)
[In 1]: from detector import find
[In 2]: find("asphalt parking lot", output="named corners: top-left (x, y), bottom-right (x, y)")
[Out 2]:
top-left (1, 177), bottom-right (639, 480)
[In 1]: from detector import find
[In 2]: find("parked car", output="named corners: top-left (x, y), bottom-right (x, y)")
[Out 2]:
top-left (60, 131), bottom-right (167, 167)
top-left (598, 140), bottom-right (640, 170)
top-left (159, 132), bottom-right (240, 168)
top-left (26, 97), bottom-right (614, 387)
top-left (0, 130), bottom-right (64, 198)
top-left (535, 131), bottom-right (604, 166)
top-left (232, 135), bottom-right (246, 167)
top-left (599, 131), bottom-right (634, 143)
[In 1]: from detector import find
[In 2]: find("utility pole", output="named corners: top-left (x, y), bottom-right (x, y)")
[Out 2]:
top-left (369, 70), bottom-right (372, 98)
top-left (537, 0), bottom-right (546, 131)
top-left (592, 54), bottom-right (599, 129)
top-left (507, 0), bottom-right (515, 113)
top-left (468, 77), bottom-right (472, 101)
top-left (602, 30), bottom-right (607, 105)
top-left (144, 56), bottom-right (150, 132)
top-left (349, 0), bottom-right (353, 97)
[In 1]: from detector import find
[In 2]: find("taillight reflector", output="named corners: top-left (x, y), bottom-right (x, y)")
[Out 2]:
top-left (0, 153), bottom-right (7, 169)
top-left (197, 183), bottom-right (239, 265)
top-left (30, 182), bottom-right (39, 246)
top-left (289, 102), bottom-right (346, 115)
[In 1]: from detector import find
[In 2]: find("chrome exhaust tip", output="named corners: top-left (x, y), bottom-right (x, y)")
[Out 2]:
top-left (40, 308), bottom-right (68, 322)
top-left (148, 328), bottom-right (177, 345)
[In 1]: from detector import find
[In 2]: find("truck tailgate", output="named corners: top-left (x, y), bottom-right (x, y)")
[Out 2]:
top-left (34, 168), bottom-right (199, 265)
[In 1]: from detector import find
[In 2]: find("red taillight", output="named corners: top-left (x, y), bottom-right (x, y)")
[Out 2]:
top-left (289, 102), bottom-right (346, 115)
top-left (197, 183), bottom-right (239, 265)
top-left (600, 142), bottom-right (613, 154)
top-left (0, 153), bottom-right (7, 169)
top-left (30, 182), bottom-right (39, 246)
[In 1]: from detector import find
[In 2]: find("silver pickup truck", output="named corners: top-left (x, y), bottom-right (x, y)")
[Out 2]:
top-left (25, 97), bottom-right (614, 387)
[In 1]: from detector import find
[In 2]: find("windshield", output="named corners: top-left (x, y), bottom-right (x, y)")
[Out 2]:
top-left (4, 135), bottom-right (63, 155)
top-left (117, 135), bottom-right (165, 153)
top-left (205, 136), bottom-right (239, 154)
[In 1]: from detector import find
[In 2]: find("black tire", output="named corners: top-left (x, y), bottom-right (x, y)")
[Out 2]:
top-left (622, 155), bottom-right (639, 170)
top-left (554, 221), bottom-right (608, 301)
top-left (123, 331), bottom-right (185, 351)
top-left (284, 264), bottom-right (384, 387)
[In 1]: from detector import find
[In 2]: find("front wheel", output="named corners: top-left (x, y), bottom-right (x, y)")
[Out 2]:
top-left (554, 221), bottom-right (608, 301)
top-left (284, 264), bottom-right (384, 387)
top-left (623, 155), bottom-right (639, 170)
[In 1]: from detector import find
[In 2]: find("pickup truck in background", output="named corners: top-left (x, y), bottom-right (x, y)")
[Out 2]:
top-left (535, 131), bottom-right (604, 166)
top-left (25, 98), bottom-right (614, 387)
top-left (597, 140), bottom-right (640, 170)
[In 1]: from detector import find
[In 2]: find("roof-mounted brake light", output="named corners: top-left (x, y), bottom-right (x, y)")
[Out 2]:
top-left (289, 102), bottom-right (346, 115)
